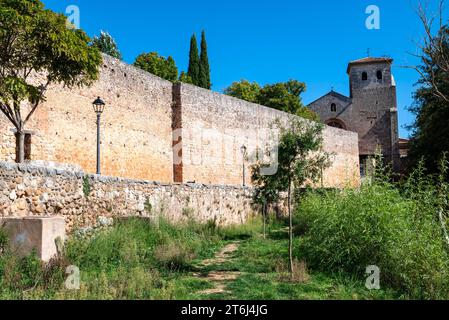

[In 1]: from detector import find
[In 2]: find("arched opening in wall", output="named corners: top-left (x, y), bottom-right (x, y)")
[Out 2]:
top-left (377, 70), bottom-right (383, 80)
top-left (325, 118), bottom-right (347, 130)
top-left (362, 72), bottom-right (368, 81)
top-left (331, 103), bottom-right (337, 112)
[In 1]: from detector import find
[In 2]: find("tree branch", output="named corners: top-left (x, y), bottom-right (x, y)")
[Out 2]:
top-left (408, 0), bottom-right (449, 102)
top-left (24, 81), bottom-right (50, 125)
top-left (0, 102), bottom-right (19, 129)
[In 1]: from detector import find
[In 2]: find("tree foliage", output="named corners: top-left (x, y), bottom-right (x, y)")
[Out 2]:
top-left (199, 31), bottom-right (211, 89)
top-left (134, 52), bottom-right (178, 82)
top-left (187, 34), bottom-right (200, 86)
top-left (225, 80), bottom-right (319, 121)
top-left (0, 0), bottom-right (102, 162)
top-left (410, 0), bottom-right (449, 103)
top-left (178, 71), bottom-right (194, 84)
top-left (258, 80), bottom-right (319, 121)
top-left (251, 118), bottom-right (329, 277)
top-left (224, 80), bottom-right (261, 103)
top-left (408, 24), bottom-right (449, 174)
top-left (92, 31), bottom-right (122, 60)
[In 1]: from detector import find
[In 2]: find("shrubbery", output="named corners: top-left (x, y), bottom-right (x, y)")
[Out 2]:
top-left (296, 179), bottom-right (449, 299)
top-left (0, 217), bottom-right (261, 300)
top-left (66, 218), bottom-right (221, 272)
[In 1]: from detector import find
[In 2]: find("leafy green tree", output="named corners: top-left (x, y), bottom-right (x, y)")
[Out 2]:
top-left (199, 31), bottom-right (211, 89)
top-left (407, 24), bottom-right (449, 174)
top-left (134, 52), bottom-right (178, 82)
top-left (406, 2), bottom-right (449, 175)
top-left (179, 71), bottom-right (194, 84)
top-left (225, 80), bottom-right (319, 121)
top-left (187, 34), bottom-right (200, 86)
top-left (251, 118), bottom-right (329, 278)
top-left (0, 0), bottom-right (102, 163)
top-left (165, 57), bottom-right (178, 81)
top-left (224, 80), bottom-right (261, 103)
top-left (408, 86), bottom-right (449, 174)
top-left (258, 80), bottom-right (318, 120)
top-left (92, 31), bottom-right (122, 60)
top-left (252, 164), bottom-right (280, 239)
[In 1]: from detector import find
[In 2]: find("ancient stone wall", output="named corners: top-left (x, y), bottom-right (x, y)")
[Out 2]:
top-left (0, 55), bottom-right (360, 189)
top-left (175, 83), bottom-right (360, 188)
top-left (0, 161), bottom-right (255, 233)
top-left (0, 55), bottom-right (174, 182)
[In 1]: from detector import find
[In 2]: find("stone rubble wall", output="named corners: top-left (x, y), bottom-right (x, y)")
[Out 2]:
top-left (0, 161), bottom-right (255, 233)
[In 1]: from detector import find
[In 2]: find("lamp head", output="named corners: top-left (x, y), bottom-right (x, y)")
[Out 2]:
top-left (92, 97), bottom-right (106, 114)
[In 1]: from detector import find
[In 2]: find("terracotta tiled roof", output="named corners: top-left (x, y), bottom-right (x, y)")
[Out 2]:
top-left (347, 57), bottom-right (393, 73)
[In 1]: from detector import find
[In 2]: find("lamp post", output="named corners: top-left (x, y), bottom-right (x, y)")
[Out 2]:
top-left (241, 145), bottom-right (247, 187)
top-left (92, 97), bottom-right (106, 175)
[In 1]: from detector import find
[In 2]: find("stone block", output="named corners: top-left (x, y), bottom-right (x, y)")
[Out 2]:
top-left (0, 216), bottom-right (66, 262)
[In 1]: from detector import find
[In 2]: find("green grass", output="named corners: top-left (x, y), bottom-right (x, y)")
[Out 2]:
top-left (296, 184), bottom-right (449, 300)
top-left (0, 209), bottom-right (434, 300)
top-left (189, 228), bottom-right (399, 300)
top-left (223, 273), bottom-right (397, 300)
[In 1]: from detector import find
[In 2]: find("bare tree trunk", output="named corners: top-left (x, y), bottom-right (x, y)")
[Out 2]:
top-left (263, 201), bottom-right (267, 240)
top-left (16, 130), bottom-right (25, 163)
top-left (288, 179), bottom-right (294, 278)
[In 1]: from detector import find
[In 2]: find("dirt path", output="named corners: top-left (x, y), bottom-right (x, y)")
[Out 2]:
top-left (193, 242), bottom-right (242, 295)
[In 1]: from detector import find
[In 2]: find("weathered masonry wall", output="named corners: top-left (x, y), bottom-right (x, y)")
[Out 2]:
top-left (349, 62), bottom-right (398, 159)
top-left (0, 55), bottom-right (174, 183)
top-left (0, 55), bottom-right (360, 188)
top-left (175, 83), bottom-right (360, 188)
top-left (0, 162), bottom-right (254, 233)
top-left (321, 128), bottom-right (361, 187)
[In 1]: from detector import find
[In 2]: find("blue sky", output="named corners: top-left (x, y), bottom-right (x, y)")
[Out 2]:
top-left (43, 0), bottom-right (447, 138)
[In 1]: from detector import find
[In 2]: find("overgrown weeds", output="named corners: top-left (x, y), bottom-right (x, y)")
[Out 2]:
top-left (295, 157), bottom-right (449, 299)
top-left (0, 217), bottom-right (263, 300)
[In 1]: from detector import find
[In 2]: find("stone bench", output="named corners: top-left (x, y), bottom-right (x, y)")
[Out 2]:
top-left (0, 216), bottom-right (66, 262)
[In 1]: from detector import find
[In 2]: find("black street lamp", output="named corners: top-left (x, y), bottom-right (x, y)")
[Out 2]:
top-left (92, 97), bottom-right (106, 175)
top-left (241, 145), bottom-right (247, 187)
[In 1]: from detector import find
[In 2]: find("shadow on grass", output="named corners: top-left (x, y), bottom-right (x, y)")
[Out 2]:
top-left (267, 229), bottom-right (289, 240)
top-left (223, 272), bottom-right (399, 300)
top-left (221, 234), bottom-right (253, 241)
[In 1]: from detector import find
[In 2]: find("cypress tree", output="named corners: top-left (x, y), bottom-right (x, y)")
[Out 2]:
top-left (187, 34), bottom-right (200, 85)
top-left (199, 30), bottom-right (211, 89)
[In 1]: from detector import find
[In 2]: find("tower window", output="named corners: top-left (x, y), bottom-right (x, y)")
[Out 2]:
top-left (376, 70), bottom-right (383, 80)
top-left (362, 72), bottom-right (368, 81)
top-left (331, 103), bottom-right (337, 112)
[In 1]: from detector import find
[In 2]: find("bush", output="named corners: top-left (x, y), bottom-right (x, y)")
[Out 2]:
top-left (296, 184), bottom-right (449, 299)
top-left (0, 226), bottom-right (8, 255)
top-left (0, 249), bottom-right (62, 299)
top-left (153, 242), bottom-right (195, 271)
top-left (65, 218), bottom-right (222, 272)
top-left (56, 267), bottom-right (172, 300)
top-left (0, 216), bottom-right (270, 299)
